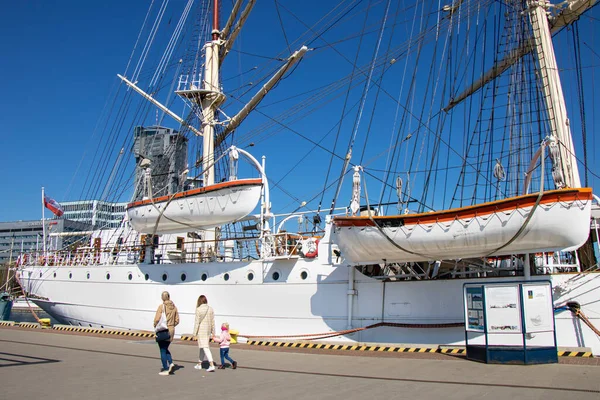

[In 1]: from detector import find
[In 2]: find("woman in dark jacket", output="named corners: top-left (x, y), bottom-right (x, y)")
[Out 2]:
top-left (154, 291), bottom-right (179, 375)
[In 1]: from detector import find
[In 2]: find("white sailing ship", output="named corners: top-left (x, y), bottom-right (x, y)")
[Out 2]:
top-left (19, 0), bottom-right (600, 354)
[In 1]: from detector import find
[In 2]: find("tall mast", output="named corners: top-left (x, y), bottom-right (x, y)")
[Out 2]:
top-left (526, 0), bottom-right (581, 188)
top-left (202, 0), bottom-right (223, 187)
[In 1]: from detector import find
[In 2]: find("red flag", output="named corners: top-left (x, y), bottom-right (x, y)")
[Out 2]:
top-left (43, 195), bottom-right (64, 217)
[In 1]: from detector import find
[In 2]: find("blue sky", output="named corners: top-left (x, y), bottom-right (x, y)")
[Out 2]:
top-left (0, 0), bottom-right (377, 221)
top-left (0, 1), bottom-right (146, 221)
top-left (0, 0), bottom-right (349, 221)
top-left (1, 1), bottom-right (598, 222)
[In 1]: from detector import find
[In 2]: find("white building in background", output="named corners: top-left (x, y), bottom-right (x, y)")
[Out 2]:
top-left (54, 200), bottom-right (127, 229)
top-left (0, 219), bottom-right (92, 265)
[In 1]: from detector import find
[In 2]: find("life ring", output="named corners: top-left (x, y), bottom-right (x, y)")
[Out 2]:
top-left (304, 238), bottom-right (319, 258)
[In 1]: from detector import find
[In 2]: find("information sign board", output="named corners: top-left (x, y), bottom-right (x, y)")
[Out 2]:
top-left (465, 286), bottom-right (484, 332)
top-left (522, 283), bottom-right (554, 333)
top-left (485, 285), bottom-right (521, 333)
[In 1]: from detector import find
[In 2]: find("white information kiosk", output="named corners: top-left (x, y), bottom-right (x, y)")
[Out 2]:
top-left (463, 281), bottom-right (557, 364)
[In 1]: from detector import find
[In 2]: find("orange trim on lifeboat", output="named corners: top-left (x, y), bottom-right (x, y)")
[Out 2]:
top-left (127, 178), bottom-right (263, 209)
top-left (333, 188), bottom-right (593, 228)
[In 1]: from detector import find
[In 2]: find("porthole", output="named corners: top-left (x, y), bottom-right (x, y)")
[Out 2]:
top-left (300, 271), bottom-right (308, 280)
top-left (89, 324), bottom-right (92, 327)
top-left (53, 272), bottom-right (56, 278)
top-left (201, 273), bottom-right (208, 281)
top-left (106, 273), bottom-right (111, 280)
top-left (128, 273), bottom-right (133, 281)
top-left (101, 325), bottom-right (104, 329)
top-left (39, 272), bottom-right (42, 278)
top-left (247, 272), bottom-right (254, 281)
top-left (162, 273), bottom-right (168, 282)
top-left (272, 271), bottom-right (280, 281)
top-left (224, 273), bottom-right (230, 281)
top-left (144, 273), bottom-right (149, 281)
top-left (87, 273), bottom-right (90, 279)
top-left (69, 273), bottom-right (72, 279)
top-left (181, 273), bottom-right (187, 282)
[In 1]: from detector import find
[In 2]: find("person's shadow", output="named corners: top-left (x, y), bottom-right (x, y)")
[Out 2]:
top-left (172, 364), bottom-right (185, 373)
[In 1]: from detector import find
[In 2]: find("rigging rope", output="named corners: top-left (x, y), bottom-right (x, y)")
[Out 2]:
top-left (149, 0), bottom-right (194, 89)
top-left (132, 0), bottom-right (170, 83)
top-left (329, 0), bottom-right (395, 215)
top-left (484, 139), bottom-right (547, 257)
top-left (357, 0), bottom-right (393, 166)
top-left (572, 23), bottom-right (589, 187)
top-left (273, 0), bottom-right (291, 54)
top-left (362, 167), bottom-right (432, 259)
top-left (320, 1), bottom-right (372, 216)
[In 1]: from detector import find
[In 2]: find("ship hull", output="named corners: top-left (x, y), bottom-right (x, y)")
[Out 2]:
top-left (19, 260), bottom-right (600, 355)
top-left (333, 188), bottom-right (593, 264)
top-left (127, 179), bottom-right (262, 234)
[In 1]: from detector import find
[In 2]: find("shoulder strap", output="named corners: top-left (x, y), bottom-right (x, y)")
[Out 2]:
top-left (197, 305), bottom-right (208, 324)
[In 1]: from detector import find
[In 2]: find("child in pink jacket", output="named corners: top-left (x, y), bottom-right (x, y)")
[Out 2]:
top-left (213, 322), bottom-right (237, 369)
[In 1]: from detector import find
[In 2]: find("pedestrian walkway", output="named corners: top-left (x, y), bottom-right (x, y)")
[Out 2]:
top-left (0, 328), bottom-right (598, 400)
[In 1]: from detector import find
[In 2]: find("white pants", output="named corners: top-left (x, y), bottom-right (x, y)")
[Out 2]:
top-left (199, 347), bottom-right (213, 363)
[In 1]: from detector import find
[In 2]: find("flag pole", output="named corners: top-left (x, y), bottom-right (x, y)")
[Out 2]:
top-left (41, 187), bottom-right (47, 264)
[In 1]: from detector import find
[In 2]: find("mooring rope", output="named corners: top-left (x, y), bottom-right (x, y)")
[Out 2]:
top-left (557, 302), bottom-right (600, 338)
top-left (240, 321), bottom-right (464, 341)
top-left (12, 271), bottom-right (43, 325)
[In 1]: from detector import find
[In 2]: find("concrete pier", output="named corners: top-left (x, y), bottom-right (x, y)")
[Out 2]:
top-left (1, 327), bottom-right (599, 399)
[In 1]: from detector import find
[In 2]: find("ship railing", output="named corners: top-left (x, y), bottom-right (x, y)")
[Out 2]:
top-left (532, 251), bottom-right (580, 274)
top-left (150, 236), bottom-right (262, 264)
top-left (271, 232), bottom-right (306, 257)
top-left (19, 226), bottom-right (326, 266)
top-left (19, 246), bottom-right (135, 267)
top-left (81, 236), bottom-right (264, 265)
top-left (535, 264), bottom-right (580, 274)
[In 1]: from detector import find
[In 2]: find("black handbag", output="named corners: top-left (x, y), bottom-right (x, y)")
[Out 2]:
top-left (155, 329), bottom-right (171, 342)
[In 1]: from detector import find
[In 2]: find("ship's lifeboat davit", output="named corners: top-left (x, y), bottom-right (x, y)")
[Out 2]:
top-left (127, 178), bottom-right (263, 234)
top-left (333, 188), bottom-right (593, 264)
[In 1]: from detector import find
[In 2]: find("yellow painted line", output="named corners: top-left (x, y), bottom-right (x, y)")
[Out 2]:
top-left (17, 323), bottom-right (40, 328)
top-left (557, 351), bottom-right (593, 358)
top-left (243, 341), bottom-right (593, 357)
top-left (49, 325), bottom-right (154, 338)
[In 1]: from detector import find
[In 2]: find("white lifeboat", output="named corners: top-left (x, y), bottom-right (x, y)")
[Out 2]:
top-left (333, 188), bottom-right (593, 264)
top-left (127, 178), bottom-right (262, 234)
